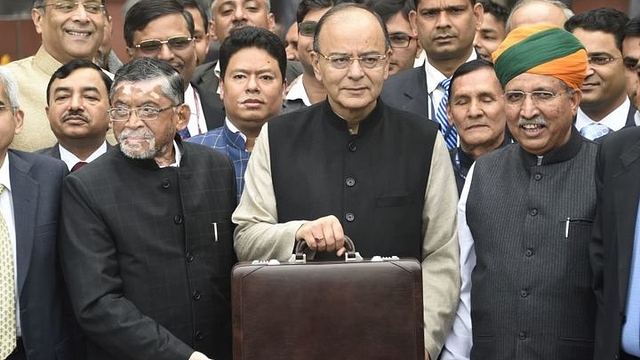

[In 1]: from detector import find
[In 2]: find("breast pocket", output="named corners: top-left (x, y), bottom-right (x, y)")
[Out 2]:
top-left (562, 218), bottom-right (593, 288)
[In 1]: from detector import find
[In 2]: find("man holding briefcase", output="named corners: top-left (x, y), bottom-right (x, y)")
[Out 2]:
top-left (232, 4), bottom-right (460, 359)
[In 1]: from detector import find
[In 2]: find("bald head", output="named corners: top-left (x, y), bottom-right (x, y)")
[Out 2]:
top-left (506, 0), bottom-right (573, 32)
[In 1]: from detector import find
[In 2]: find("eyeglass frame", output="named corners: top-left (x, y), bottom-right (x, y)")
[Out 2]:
top-left (108, 105), bottom-right (179, 122)
top-left (315, 51), bottom-right (388, 70)
top-left (38, 1), bottom-right (105, 14)
top-left (132, 36), bottom-right (194, 55)
top-left (503, 90), bottom-right (568, 107)
top-left (389, 33), bottom-right (417, 49)
top-left (298, 21), bottom-right (317, 37)
top-left (0, 105), bottom-right (18, 113)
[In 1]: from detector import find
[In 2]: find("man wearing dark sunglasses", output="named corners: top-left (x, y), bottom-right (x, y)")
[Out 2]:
top-left (565, 8), bottom-right (636, 142)
top-left (125, 0), bottom-right (217, 139)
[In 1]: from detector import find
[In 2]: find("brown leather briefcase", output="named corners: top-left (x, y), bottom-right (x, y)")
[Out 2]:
top-left (231, 237), bottom-right (425, 360)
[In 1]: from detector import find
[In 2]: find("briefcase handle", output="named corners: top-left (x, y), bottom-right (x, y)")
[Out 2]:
top-left (292, 235), bottom-right (363, 263)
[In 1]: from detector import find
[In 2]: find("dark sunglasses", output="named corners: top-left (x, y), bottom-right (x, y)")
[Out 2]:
top-left (298, 21), bottom-right (317, 37)
top-left (133, 35), bottom-right (193, 54)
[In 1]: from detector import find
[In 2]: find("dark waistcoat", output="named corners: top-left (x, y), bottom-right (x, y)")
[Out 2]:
top-left (268, 100), bottom-right (438, 260)
top-left (467, 131), bottom-right (598, 360)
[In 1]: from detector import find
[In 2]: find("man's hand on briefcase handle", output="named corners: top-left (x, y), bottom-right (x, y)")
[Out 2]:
top-left (295, 215), bottom-right (347, 256)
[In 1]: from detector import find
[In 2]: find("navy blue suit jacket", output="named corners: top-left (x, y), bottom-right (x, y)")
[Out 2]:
top-left (9, 150), bottom-right (82, 360)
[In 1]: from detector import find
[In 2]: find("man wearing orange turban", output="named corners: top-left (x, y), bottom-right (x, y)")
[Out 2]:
top-left (445, 24), bottom-right (599, 360)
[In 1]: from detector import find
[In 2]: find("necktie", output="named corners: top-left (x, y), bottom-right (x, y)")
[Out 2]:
top-left (580, 122), bottom-right (611, 141)
top-left (0, 184), bottom-right (16, 358)
top-left (435, 78), bottom-right (458, 150)
top-left (71, 161), bottom-right (88, 172)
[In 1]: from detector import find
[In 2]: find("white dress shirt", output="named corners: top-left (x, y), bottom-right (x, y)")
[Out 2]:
top-left (184, 84), bottom-right (208, 137)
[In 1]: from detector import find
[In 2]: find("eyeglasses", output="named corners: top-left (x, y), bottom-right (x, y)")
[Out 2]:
top-left (0, 105), bottom-right (16, 113)
top-left (588, 55), bottom-right (621, 66)
top-left (133, 36), bottom-right (193, 54)
top-left (108, 105), bottom-right (177, 122)
top-left (503, 90), bottom-right (566, 106)
top-left (298, 21), bottom-right (317, 37)
top-left (316, 52), bottom-right (387, 70)
top-left (39, 1), bottom-right (104, 14)
top-left (389, 33), bottom-right (416, 49)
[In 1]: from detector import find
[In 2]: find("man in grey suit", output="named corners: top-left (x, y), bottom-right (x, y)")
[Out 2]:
top-left (0, 68), bottom-right (81, 360)
top-left (444, 25), bottom-right (598, 360)
top-left (37, 59), bottom-right (113, 171)
top-left (59, 58), bottom-right (237, 360)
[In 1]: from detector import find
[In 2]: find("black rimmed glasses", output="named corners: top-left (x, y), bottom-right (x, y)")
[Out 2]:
top-left (389, 33), bottom-right (416, 49)
top-left (316, 52), bottom-right (387, 70)
top-left (503, 90), bottom-right (566, 107)
top-left (133, 36), bottom-right (193, 55)
top-left (39, 1), bottom-right (104, 14)
top-left (108, 105), bottom-right (178, 122)
top-left (298, 21), bottom-right (317, 37)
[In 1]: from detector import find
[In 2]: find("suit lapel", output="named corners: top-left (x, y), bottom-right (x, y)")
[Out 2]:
top-left (403, 66), bottom-right (429, 116)
top-left (614, 137), bottom-right (640, 308)
top-left (624, 104), bottom-right (638, 128)
top-left (8, 152), bottom-right (38, 295)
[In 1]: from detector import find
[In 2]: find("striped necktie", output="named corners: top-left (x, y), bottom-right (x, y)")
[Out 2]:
top-left (434, 78), bottom-right (458, 150)
top-left (0, 184), bottom-right (16, 358)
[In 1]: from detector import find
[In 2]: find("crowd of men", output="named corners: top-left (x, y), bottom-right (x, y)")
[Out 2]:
top-left (1, 0), bottom-right (640, 360)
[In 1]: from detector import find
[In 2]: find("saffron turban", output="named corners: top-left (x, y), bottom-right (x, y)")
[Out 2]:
top-left (492, 24), bottom-right (587, 90)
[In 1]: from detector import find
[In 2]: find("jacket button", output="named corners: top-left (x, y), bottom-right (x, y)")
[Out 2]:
top-left (348, 142), bottom-right (357, 152)
top-left (345, 213), bottom-right (355, 222)
top-left (529, 208), bottom-right (538, 216)
top-left (186, 252), bottom-right (194, 262)
top-left (345, 177), bottom-right (356, 187)
top-left (193, 290), bottom-right (201, 300)
top-left (195, 330), bottom-right (204, 340)
top-left (519, 331), bottom-right (526, 340)
top-left (174, 215), bottom-right (184, 224)
top-left (520, 289), bottom-right (528, 298)
top-left (161, 178), bottom-right (171, 189)
top-left (534, 173), bottom-right (543, 181)
top-left (525, 249), bottom-right (533, 257)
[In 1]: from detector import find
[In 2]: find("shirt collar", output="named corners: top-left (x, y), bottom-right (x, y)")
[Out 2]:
top-left (0, 152), bottom-right (10, 192)
top-left (285, 74), bottom-right (312, 106)
top-left (59, 141), bottom-right (108, 171)
top-left (575, 97), bottom-right (630, 131)
top-left (225, 117), bottom-right (248, 142)
top-left (424, 51), bottom-right (477, 94)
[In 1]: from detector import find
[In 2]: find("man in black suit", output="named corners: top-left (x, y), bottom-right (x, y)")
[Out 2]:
top-left (37, 59), bottom-right (113, 171)
top-left (59, 58), bottom-right (237, 360)
top-left (0, 68), bottom-right (80, 360)
top-left (591, 118), bottom-right (640, 357)
top-left (565, 8), bottom-right (637, 141)
top-left (192, 0), bottom-right (302, 124)
top-left (380, 0), bottom-right (483, 150)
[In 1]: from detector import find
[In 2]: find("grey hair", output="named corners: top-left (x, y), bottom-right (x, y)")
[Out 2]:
top-left (0, 67), bottom-right (21, 111)
top-left (506, 0), bottom-right (574, 32)
top-left (111, 58), bottom-right (185, 105)
top-left (210, 0), bottom-right (271, 19)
